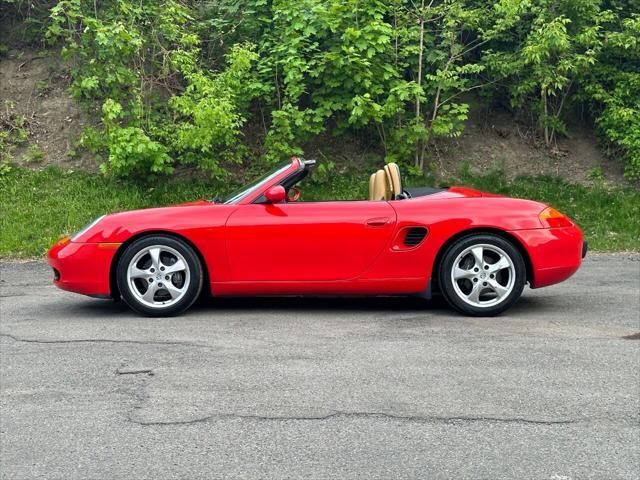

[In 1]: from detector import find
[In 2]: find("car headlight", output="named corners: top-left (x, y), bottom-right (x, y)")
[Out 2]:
top-left (71, 215), bottom-right (105, 241)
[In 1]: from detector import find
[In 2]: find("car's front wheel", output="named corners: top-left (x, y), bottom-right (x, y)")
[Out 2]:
top-left (117, 235), bottom-right (203, 316)
top-left (438, 234), bottom-right (526, 316)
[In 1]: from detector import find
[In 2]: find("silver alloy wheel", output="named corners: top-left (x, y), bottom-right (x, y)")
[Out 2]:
top-left (450, 243), bottom-right (515, 308)
top-left (126, 245), bottom-right (190, 309)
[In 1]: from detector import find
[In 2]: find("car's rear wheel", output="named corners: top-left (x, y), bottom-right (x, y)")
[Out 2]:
top-left (438, 234), bottom-right (526, 316)
top-left (117, 235), bottom-right (203, 316)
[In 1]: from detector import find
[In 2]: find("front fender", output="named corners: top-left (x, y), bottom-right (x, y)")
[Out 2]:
top-left (66, 204), bottom-right (237, 290)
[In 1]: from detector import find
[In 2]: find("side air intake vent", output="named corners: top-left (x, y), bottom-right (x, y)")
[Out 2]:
top-left (404, 227), bottom-right (428, 247)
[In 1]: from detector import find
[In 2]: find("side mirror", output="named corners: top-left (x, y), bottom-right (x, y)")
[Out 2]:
top-left (264, 185), bottom-right (286, 204)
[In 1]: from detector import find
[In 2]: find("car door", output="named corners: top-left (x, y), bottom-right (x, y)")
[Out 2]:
top-left (225, 201), bottom-right (397, 281)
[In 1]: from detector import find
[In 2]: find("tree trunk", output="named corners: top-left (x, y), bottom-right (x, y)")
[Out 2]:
top-left (415, 0), bottom-right (425, 167)
top-left (542, 88), bottom-right (550, 146)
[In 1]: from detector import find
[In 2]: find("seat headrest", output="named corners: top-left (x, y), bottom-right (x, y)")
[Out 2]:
top-left (369, 173), bottom-right (376, 201)
top-left (369, 169), bottom-right (389, 201)
top-left (384, 162), bottom-right (402, 199)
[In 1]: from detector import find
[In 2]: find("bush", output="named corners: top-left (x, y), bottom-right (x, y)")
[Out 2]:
top-left (1, 0), bottom-right (635, 180)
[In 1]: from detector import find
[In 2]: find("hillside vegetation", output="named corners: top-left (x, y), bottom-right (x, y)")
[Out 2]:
top-left (1, 0), bottom-right (638, 181)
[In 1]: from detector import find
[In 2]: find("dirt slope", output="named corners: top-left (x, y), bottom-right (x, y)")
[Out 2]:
top-left (432, 108), bottom-right (624, 182)
top-left (0, 47), bottom-right (95, 171)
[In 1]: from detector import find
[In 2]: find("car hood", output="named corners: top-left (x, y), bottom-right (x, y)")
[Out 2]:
top-left (74, 201), bottom-right (235, 243)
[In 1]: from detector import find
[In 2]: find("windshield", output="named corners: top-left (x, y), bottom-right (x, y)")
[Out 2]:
top-left (223, 161), bottom-right (292, 204)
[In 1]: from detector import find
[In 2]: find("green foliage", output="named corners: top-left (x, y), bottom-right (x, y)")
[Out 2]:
top-left (45, 0), bottom-right (259, 178)
top-left (0, 109), bottom-right (29, 162)
top-left (101, 125), bottom-right (172, 176)
top-left (580, 12), bottom-right (640, 180)
top-left (0, 162), bottom-right (12, 177)
top-left (24, 144), bottom-right (45, 163)
top-left (97, 98), bottom-right (172, 176)
top-left (308, 160), bottom-right (336, 185)
top-left (586, 166), bottom-right (605, 182)
top-left (169, 44), bottom-right (260, 175)
top-left (483, 0), bottom-right (604, 145)
top-left (483, 0), bottom-right (639, 178)
top-left (1, 0), bottom-right (636, 179)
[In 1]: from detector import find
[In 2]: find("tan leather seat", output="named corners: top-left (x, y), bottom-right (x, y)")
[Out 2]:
top-left (369, 170), bottom-right (389, 201)
top-left (384, 162), bottom-right (402, 199)
top-left (368, 173), bottom-right (376, 200)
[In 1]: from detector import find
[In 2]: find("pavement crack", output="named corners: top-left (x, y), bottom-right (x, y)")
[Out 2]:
top-left (116, 367), bottom-right (154, 376)
top-left (129, 411), bottom-right (579, 427)
top-left (132, 416), bottom-right (213, 426)
top-left (622, 332), bottom-right (640, 340)
top-left (0, 332), bottom-right (211, 349)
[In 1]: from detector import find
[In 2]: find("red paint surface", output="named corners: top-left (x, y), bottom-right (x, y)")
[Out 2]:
top-left (48, 158), bottom-right (584, 298)
top-left (48, 239), bottom-right (116, 295)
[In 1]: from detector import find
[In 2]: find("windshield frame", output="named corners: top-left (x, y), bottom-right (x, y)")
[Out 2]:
top-left (223, 160), bottom-right (296, 205)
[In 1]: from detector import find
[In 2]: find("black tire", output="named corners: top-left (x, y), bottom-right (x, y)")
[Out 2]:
top-left (438, 234), bottom-right (526, 316)
top-left (117, 235), bottom-right (203, 317)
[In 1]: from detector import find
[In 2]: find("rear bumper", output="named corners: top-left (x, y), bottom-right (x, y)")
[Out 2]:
top-left (48, 240), bottom-right (119, 297)
top-left (510, 225), bottom-right (584, 289)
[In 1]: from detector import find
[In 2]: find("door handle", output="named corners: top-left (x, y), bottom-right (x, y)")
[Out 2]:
top-left (366, 217), bottom-right (390, 227)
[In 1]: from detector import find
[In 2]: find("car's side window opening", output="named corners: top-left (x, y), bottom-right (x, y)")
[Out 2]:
top-left (279, 161), bottom-right (398, 203)
top-left (280, 168), bottom-right (366, 203)
top-left (253, 159), bottom-right (443, 204)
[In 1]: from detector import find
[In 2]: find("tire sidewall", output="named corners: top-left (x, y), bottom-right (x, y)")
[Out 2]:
top-left (439, 234), bottom-right (526, 316)
top-left (117, 235), bottom-right (203, 316)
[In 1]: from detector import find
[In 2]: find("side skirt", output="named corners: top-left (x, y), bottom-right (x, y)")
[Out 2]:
top-left (209, 277), bottom-right (428, 297)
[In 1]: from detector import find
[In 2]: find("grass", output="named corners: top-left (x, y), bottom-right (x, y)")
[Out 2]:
top-left (1, 165), bottom-right (638, 258)
top-left (0, 167), bottom-right (229, 257)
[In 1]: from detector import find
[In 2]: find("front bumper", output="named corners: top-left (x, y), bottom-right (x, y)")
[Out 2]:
top-left (511, 225), bottom-right (584, 289)
top-left (48, 239), bottom-right (120, 297)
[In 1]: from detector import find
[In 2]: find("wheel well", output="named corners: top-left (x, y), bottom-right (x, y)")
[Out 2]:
top-left (431, 228), bottom-right (533, 291)
top-left (109, 230), bottom-right (211, 299)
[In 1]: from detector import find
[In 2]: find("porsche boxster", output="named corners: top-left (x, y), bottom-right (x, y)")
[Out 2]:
top-left (48, 157), bottom-right (587, 316)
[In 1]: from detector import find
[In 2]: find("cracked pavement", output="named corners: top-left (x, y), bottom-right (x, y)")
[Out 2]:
top-left (1, 254), bottom-right (639, 479)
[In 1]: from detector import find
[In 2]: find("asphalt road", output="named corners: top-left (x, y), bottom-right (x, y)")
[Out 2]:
top-left (0, 254), bottom-right (639, 480)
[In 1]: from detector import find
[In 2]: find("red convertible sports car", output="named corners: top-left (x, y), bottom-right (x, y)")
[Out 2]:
top-left (49, 157), bottom-right (586, 317)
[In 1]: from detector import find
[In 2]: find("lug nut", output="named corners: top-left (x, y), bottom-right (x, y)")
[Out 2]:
top-left (148, 278), bottom-right (153, 283)
top-left (165, 275), bottom-right (169, 280)
top-left (160, 266), bottom-right (165, 271)
top-left (484, 265), bottom-right (489, 270)
top-left (474, 267), bottom-right (479, 272)
top-left (150, 268), bottom-right (155, 273)
top-left (490, 274), bottom-right (494, 278)
top-left (158, 283), bottom-right (163, 288)
top-left (483, 282), bottom-right (487, 286)
top-left (473, 278), bottom-right (478, 283)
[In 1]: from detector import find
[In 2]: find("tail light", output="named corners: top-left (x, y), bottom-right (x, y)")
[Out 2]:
top-left (539, 207), bottom-right (573, 228)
